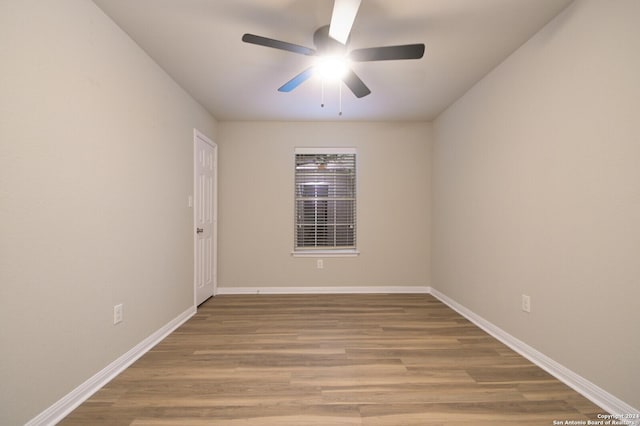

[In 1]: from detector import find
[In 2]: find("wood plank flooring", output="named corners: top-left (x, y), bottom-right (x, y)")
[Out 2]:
top-left (60, 294), bottom-right (603, 425)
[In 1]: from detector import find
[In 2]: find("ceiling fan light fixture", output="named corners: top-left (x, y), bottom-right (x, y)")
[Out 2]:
top-left (314, 55), bottom-right (350, 82)
top-left (241, 0), bottom-right (424, 101)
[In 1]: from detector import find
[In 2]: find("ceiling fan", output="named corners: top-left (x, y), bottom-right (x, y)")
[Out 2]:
top-left (241, 0), bottom-right (425, 99)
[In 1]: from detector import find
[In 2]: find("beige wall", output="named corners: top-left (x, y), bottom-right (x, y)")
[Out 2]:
top-left (432, 0), bottom-right (640, 410)
top-left (217, 121), bottom-right (431, 289)
top-left (0, 1), bottom-right (217, 424)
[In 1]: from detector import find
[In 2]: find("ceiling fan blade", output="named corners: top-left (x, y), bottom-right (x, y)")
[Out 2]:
top-left (350, 44), bottom-right (425, 61)
top-left (278, 67), bottom-right (315, 92)
top-left (329, 0), bottom-right (362, 45)
top-left (242, 33), bottom-right (316, 56)
top-left (343, 69), bottom-right (371, 98)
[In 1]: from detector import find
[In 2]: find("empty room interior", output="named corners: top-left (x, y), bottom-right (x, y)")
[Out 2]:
top-left (1, 0), bottom-right (639, 425)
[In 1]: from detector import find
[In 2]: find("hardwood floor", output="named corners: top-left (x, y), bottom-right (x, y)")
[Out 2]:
top-left (61, 294), bottom-right (603, 425)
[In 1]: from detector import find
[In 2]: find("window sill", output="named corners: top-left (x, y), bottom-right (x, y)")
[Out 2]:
top-left (291, 249), bottom-right (360, 258)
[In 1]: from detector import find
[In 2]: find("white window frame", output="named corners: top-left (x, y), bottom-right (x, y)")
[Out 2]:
top-left (292, 147), bottom-right (359, 257)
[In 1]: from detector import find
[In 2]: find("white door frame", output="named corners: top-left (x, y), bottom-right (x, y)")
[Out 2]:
top-left (193, 129), bottom-right (218, 306)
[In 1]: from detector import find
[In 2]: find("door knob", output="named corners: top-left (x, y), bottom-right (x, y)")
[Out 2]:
top-left (196, 227), bottom-right (204, 234)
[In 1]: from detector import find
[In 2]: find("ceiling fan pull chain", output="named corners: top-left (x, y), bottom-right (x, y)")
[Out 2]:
top-left (339, 83), bottom-right (343, 116)
top-left (321, 79), bottom-right (325, 108)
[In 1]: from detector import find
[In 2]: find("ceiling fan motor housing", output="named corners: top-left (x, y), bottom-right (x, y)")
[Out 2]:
top-left (314, 25), bottom-right (348, 55)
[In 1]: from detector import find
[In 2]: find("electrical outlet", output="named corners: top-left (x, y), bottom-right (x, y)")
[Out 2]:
top-left (113, 304), bottom-right (123, 324)
top-left (317, 259), bottom-right (324, 269)
top-left (521, 295), bottom-right (531, 313)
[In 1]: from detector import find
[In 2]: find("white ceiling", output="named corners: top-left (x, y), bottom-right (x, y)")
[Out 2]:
top-left (92, 0), bottom-right (573, 122)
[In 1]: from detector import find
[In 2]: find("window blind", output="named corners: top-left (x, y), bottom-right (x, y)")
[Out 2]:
top-left (295, 150), bottom-right (356, 250)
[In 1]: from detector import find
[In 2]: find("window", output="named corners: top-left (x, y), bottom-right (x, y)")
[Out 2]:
top-left (294, 148), bottom-right (357, 255)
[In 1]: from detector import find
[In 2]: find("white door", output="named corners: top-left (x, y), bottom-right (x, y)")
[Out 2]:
top-left (194, 130), bottom-right (217, 306)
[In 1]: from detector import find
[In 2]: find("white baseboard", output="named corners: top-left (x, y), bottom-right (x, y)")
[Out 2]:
top-left (429, 288), bottom-right (639, 423)
top-left (216, 285), bottom-right (431, 295)
top-left (26, 306), bottom-right (196, 426)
